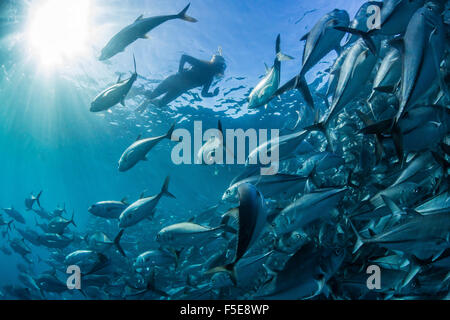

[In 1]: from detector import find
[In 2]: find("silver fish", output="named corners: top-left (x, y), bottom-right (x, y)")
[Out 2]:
top-left (99, 4), bottom-right (197, 61)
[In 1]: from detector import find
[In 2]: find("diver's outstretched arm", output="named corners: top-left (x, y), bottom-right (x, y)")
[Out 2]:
top-left (178, 54), bottom-right (208, 72)
top-left (201, 79), bottom-right (219, 98)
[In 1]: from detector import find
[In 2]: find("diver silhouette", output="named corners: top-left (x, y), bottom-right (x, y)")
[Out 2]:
top-left (137, 52), bottom-right (226, 111)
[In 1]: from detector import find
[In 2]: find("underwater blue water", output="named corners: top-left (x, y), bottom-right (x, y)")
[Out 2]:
top-left (0, 0), bottom-right (365, 287)
top-left (6, 0), bottom-right (448, 301)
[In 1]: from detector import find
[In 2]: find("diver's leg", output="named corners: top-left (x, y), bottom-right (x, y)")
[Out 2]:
top-left (136, 75), bottom-right (178, 112)
top-left (156, 89), bottom-right (184, 108)
top-left (146, 75), bottom-right (177, 99)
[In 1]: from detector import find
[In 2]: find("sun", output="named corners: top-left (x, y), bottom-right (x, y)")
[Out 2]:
top-left (26, 0), bottom-right (91, 67)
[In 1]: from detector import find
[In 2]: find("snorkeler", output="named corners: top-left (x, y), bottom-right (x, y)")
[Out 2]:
top-left (137, 52), bottom-right (227, 111)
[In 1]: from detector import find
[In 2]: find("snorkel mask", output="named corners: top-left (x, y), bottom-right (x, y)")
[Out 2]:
top-left (212, 47), bottom-right (226, 77)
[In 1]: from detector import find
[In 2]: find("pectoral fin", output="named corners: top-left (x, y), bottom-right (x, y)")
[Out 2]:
top-left (276, 52), bottom-right (294, 61)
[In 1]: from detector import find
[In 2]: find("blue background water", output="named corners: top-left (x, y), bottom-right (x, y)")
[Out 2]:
top-left (0, 0), bottom-right (366, 288)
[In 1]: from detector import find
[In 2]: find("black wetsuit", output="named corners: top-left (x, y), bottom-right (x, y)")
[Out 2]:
top-left (144, 54), bottom-right (222, 107)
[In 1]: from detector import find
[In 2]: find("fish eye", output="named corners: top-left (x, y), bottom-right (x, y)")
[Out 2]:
top-left (334, 248), bottom-right (341, 256)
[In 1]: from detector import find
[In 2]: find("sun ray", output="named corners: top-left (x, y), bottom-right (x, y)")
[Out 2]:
top-left (26, 0), bottom-right (92, 67)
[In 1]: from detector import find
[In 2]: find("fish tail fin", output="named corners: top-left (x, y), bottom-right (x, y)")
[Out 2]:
top-left (348, 219), bottom-right (365, 254)
top-left (346, 170), bottom-right (359, 189)
top-left (161, 176), bottom-right (176, 199)
top-left (218, 119), bottom-right (227, 147)
top-left (218, 119), bottom-right (223, 136)
top-left (276, 34), bottom-right (281, 54)
top-left (305, 121), bottom-right (333, 152)
top-left (274, 34), bottom-right (294, 62)
top-left (178, 3), bottom-right (197, 22)
top-left (294, 74), bottom-right (314, 111)
top-left (205, 263), bottom-right (237, 286)
top-left (114, 229), bottom-right (126, 257)
top-left (166, 123), bottom-right (176, 140)
top-left (70, 210), bottom-right (77, 227)
top-left (36, 190), bottom-right (43, 208)
top-left (334, 27), bottom-right (377, 55)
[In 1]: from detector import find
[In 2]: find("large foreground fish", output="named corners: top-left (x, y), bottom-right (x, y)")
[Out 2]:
top-left (91, 55), bottom-right (138, 112)
top-left (206, 183), bottom-right (267, 285)
top-left (272, 188), bottom-right (347, 236)
top-left (394, 2), bottom-right (447, 125)
top-left (336, 0), bottom-right (426, 54)
top-left (368, 46), bottom-right (402, 103)
top-left (156, 222), bottom-right (235, 249)
top-left (248, 34), bottom-right (293, 109)
top-left (222, 173), bottom-right (310, 202)
top-left (306, 39), bottom-right (379, 150)
top-left (351, 212), bottom-right (450, 260)
top-left (273, 9), bottom-right (350, 110)
top-left (88, 200), bottom-right (128, 219)
top-left (118, 177), bottom-right (175, 229)
top-left (118, 124), bottom-right (176, 172)
top-left (99, 4), bottom-right (197, 61)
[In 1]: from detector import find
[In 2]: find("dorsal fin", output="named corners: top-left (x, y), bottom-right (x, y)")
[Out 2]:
top-left (300, 32), bottom-right (309, 41)
top-left (134, 14), bottom-right (144, 23)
